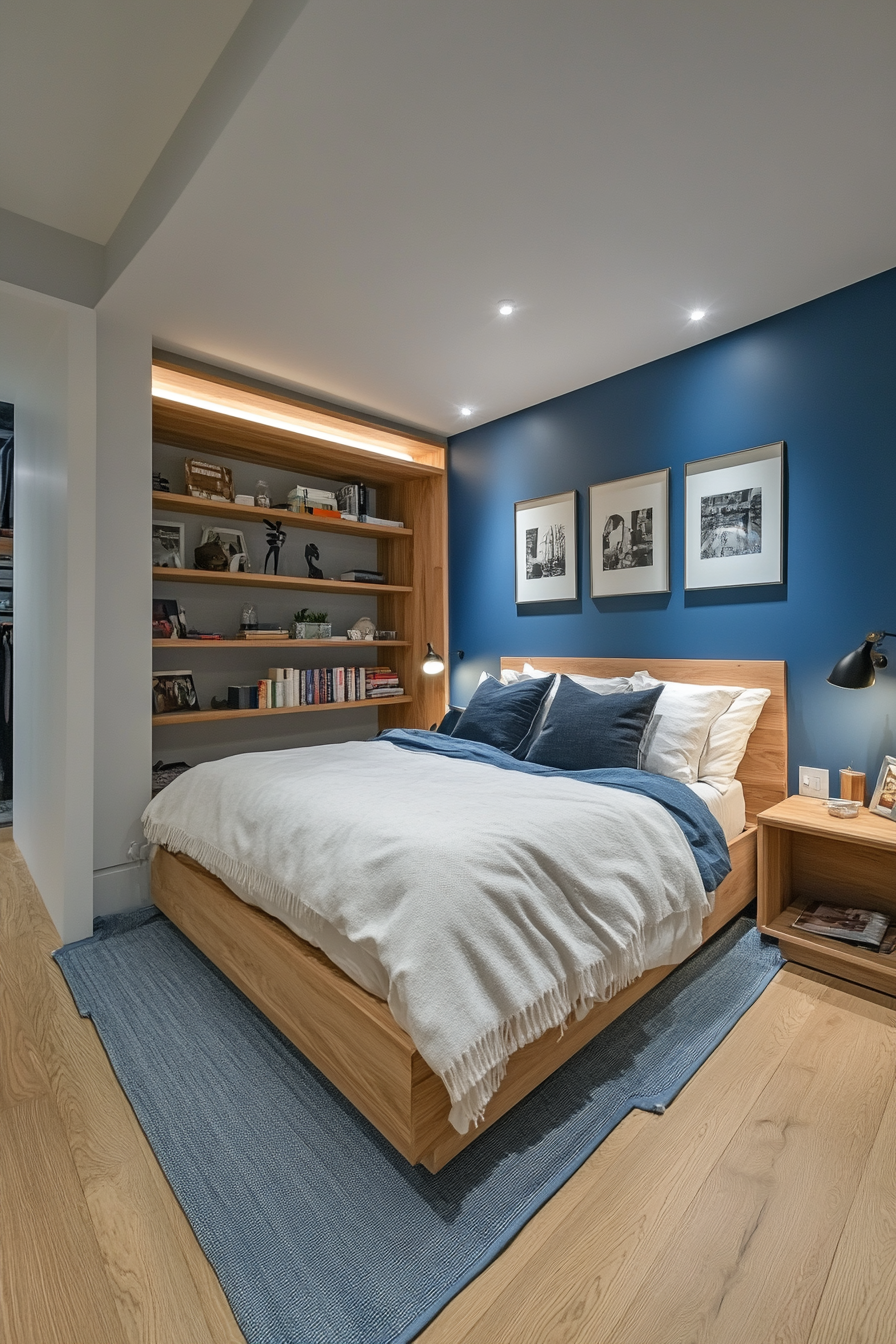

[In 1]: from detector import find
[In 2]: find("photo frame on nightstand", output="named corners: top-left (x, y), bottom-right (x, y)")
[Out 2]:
top-left (869, 755), bottom-right (896, 818)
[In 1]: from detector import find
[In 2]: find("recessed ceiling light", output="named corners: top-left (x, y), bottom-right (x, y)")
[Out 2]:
top-left (689, 308), bottom-right (707, 322)
top-left (498, 302), bottom-right (514, 317)
top-left (460, 406), bottom-right (472, 417)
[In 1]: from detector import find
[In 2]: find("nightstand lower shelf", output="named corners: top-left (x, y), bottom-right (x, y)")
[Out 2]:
top-left (758, 795), bottom-right (896, 996)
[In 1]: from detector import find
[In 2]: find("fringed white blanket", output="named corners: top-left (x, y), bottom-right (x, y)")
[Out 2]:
top-left (142, 739), bottom-right (712, 1133)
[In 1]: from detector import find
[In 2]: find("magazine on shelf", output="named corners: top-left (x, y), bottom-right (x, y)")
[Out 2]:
top-left (792, 901), bottom-right (891, 949)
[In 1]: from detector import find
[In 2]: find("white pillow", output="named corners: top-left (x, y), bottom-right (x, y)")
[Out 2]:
top-left (698, 687), bottom-right (770, 792)
top-left (629, 671), bottom-right (738, 784)
top-left (522, 663), bottom-right (632, 695)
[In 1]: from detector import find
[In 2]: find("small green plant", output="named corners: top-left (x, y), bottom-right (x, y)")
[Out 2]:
top-left (293, 608), bottom-right (328, 623)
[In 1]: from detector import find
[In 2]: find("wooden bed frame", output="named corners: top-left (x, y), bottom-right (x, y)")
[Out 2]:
top-left (151, 657), bottom-right (787, 1172)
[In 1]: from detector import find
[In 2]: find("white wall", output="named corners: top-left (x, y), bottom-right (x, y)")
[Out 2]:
top-left (92, 311), bottom-right (153, 915)
top-left (0, 281), bottom-right (96, 943)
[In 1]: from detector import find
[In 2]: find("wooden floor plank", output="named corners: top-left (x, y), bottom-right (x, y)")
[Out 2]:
top-left (0, 1095), bottom-right (128, 1344)
top-left (807, 1036), bottom-right (896, 1343)
top-left (0, 945), bottom-right (51, 1110)
top-left (420, 964), bottom-right (830, 1344)
top-left (607, 983), bottom-right (896, 1344)
top-left (0, 855), bottom-right (244, 1344)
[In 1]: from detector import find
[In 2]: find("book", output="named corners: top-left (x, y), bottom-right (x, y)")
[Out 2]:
top-left (359, 514), bottom-right (403, 529)
top-left (340, 570), bottom-right (385, 583)
top-left (880, 923), bottom-right (896, 955)
top-left (792, 901), bottom-right (891, 949)
top-left (368, 687), bottom-right (404, 697)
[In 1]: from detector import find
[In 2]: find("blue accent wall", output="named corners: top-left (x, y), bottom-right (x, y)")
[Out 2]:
top-left (449, 266), bottom-right (896, 796)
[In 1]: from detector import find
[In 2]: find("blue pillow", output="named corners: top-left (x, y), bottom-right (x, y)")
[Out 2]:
top-left (435, 707), bottom-right (464, 735)
top-left (451, 675), bottom-right (553, 757)
top-left (525, 675), bottom-right (662, 771)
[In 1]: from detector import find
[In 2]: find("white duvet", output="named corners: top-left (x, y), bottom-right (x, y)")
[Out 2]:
top-left (142, 739), bottom-right (713, 1132)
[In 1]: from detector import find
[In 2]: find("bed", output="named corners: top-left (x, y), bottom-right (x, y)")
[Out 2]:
top-left (148, 656), bottom-right (787, 1172)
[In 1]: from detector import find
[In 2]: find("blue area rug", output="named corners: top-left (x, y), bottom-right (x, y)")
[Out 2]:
top-left (55, 913), bottom-right (781, 1344)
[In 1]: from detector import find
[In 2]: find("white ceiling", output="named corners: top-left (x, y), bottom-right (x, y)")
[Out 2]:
top-left (0, 0), bottom-right (251, 242)
top-left (86, 1), bottom-right (896, 430)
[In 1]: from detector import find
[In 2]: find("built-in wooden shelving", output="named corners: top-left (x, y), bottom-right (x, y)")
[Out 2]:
top-left (152, 358), bottom-right (448, 738)
top-left (152, 490), bottom-right (413, 540)
top-left (152, 567), bottom-right (412, 597)
top-left (153, 639), bottom-right (409, 649)
top-left (152, 696), bottom-right (412, 727)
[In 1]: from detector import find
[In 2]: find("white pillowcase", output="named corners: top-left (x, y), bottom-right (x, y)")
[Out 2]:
top-left (629, 671), bottom-right (738, 784)
top-left (520, 663), bottom-right (633, 695)
top-left (698, 687), bottom-right (770, 792)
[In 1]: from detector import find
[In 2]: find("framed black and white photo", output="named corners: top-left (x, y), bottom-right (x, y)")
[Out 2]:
top-left (684, 442), bottom-right (784, 590)
top-left (589, 468), bottom-right (669, 597)
top-left (869, 755), bottom-right (896, 819)
top-left (152, 522), bottom-right (184, 569)
top-left (514, 491), bottom-right (577, 603)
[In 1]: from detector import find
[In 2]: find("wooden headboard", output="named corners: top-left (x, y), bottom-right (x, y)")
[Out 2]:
top-left (500, 657), bottom-right (788, 826)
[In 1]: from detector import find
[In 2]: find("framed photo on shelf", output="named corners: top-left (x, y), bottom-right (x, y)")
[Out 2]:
top-left (152, 522), bottom-right (185, 569)
top-left (589, 468), bottom-right (669, 597)
top-left (514, 491), bottom-right (578, 603)
top-left (869, 755), bottom-right (896, 819)
top-left (684, 441), bottom-right (784, 590)
top-left (152, 670), bottom-right (200, 715)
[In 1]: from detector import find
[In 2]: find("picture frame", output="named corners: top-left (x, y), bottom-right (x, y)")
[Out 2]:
top-left (869, 755), bottom-right (896, 819)
top-left (589, 468), bottom-right (669, 597)
top-left (684, 441), bottom-right (784, 590)
top-left (200, 526), bottom-right (250, 572)
top-left (514, 491), bottom-right (578, 604)
top-left (151, 670), bottom-right (200, 715)
top-left (152, 522), bottom-right (185, 569)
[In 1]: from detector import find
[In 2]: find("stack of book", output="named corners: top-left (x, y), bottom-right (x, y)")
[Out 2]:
top-left (287, 485), bottom-right (341, 517)
top-left (234, 627), bottom-right (289, 641)
top-left (364, 667), bottom-right (404, 699)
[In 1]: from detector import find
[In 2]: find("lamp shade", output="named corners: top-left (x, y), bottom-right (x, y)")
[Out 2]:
top-left (422, 642), bottom-right (444, 675)
top-left (827, 638), bottom-right (879, 689)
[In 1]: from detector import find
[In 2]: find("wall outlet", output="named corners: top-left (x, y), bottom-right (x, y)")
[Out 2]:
top-left (798, 766), bottom-right (830, 799)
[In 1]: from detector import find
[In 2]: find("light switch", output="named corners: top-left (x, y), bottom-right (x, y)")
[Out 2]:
top-left (798, 767), bottom-right (830, 799)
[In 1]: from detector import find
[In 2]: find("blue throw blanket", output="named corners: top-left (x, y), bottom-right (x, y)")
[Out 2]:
top-left (379, 729), bottom-right (732, 893)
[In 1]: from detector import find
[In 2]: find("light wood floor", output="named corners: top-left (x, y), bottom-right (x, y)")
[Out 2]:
top-left (2, 845), bottom-right (894, 1344)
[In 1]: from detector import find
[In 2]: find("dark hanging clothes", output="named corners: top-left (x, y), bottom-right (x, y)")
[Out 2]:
top-left (0, 401), bottom-right (12, 532)
top-left (0, 625), bottom-right (11, 800)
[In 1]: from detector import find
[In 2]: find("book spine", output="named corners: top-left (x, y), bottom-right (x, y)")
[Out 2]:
top-left (257, 679), bottom-right (267, 709)
top-left (359, 668), bottom-right (366, 699)
top-left (249, 686), bottom-right (259, 709)
top-left (346, 668), bottom-right (355, 701)
top-left (285, 674), bottom-right (295, 708)
top-left (317, 668), bottom-right (325, 704)
top-left (326, 668), bottom-right (333, 703)
top-left (336, 668), bottom-right (345, 702)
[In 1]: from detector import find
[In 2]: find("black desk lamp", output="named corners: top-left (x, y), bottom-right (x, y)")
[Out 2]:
top-left (827, 631), bottom-right (896, 689)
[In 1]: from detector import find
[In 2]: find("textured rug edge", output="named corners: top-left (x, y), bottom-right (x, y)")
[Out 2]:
top-left (53, 915), bottom-right (783, 1344)
top-left (392, 934), bottom-right (782, 1344)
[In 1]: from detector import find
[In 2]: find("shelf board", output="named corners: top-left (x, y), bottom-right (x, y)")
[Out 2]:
top-left (152, 491), bottom-right (412, 539)
top-left (152, 567), bottom-right (411, 596)
top-left (152, 696), bottom-right (411, 726)
top-left (152, 639), bottom-right (409, 649)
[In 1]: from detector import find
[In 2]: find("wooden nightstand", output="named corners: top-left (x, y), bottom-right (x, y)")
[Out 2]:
top-left (757, 795), bottom-right (896, 996)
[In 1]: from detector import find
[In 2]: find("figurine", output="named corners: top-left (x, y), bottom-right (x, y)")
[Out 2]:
top-left (305, 542), bottom-right (324, 579)
top-left (263, 519), bottom-right (287, 575)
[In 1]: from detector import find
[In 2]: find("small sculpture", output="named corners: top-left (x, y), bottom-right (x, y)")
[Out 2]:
top-left (305, 542), bottom-right (324, 579)
top-left (194, 540), bottom-right (230, 571)
top-left (263, 519), bottom-right (287, 575)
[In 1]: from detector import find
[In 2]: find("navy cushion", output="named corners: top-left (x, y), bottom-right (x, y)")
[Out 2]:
top-left (451, 675), bottom-right (553, 757)
top-left (525, 676), bottom-right (662, 771)
top-left (435, 707), bottom-right (464, 735)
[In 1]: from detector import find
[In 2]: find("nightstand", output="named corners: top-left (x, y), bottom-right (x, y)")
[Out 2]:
top-left (757, 795), bottom-right (896, 996)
